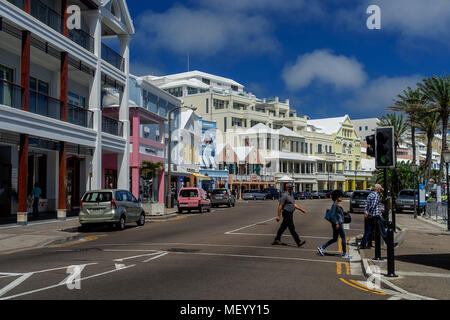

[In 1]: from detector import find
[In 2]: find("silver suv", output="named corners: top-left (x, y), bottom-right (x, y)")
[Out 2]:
top-left (79, 189), bottom-right (146, 230)
top-left (396, 189), bottom-right (417, 213)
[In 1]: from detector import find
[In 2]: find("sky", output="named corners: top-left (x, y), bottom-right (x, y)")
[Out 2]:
top-left (124, 0), bottom-right (450, 120)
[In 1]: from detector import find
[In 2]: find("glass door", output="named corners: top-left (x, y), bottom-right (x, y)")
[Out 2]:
top-left (0, 65), bottom-right (14, 107)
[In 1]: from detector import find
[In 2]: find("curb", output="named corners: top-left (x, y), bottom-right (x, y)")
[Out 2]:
top-left (0, 233), bottom-right (84, 255)
top-left (417, 216), bottom-right (448, 231)
top-left (146, 213), bottom-right (179, 221)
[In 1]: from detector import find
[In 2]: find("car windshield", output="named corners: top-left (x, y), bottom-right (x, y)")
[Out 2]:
top-left (243, 190), bottom-right (251, 194)
top-left (251, 190), bottom-right (261, 193)
top-left (180, 189), bottom-right (199, 198)
top-left (352, 192), bottom-right (370, 200)
top-left (399, 191), bottom-right (416, 198)
top-left (212, 189), bottom-right (227, 194)
top-left (83, 192), bottom-right (112, 202)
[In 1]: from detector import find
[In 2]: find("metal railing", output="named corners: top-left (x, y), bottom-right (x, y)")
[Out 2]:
top-left (30, 0), bottom-right (63, 34)
top-left (67, 103), bottom-right (93, 129)
top-left (29, 90), bottom-right (62, 120)
top-left (68, 28), bottom-right (94, 53)
top-left (102, 115), bottom-right (123, 136)
top-left (424, 200), bottom-right (448, 225)
top-left (0, 79), bottom-right (24, 109)
top-left (6, 0), bottom-right (25, 10)
top-left (102, 43), bottom-right (124, 71)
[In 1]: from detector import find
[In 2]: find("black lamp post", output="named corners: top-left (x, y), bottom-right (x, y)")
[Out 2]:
top-left (411, 164), bottom-right (418, 219)
top-left (443, 149), bottom-right (450, 231)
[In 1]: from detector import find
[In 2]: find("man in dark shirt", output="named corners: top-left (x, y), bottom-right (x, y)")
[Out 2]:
top-left (272, 183), bottom-right (308, 247)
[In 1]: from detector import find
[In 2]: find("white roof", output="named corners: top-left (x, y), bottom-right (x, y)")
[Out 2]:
top-left (307, 115), bottom-right (349, 135)
top-left (243, 123), bottom-right (278, 135)
top-left (266, 151), bottom-right (316, 162)
top-left (159, 78), bottom-right (210, 90)
top-left (276, 127), bottom-right (303, 138)
top-left (149, 71), bottom-right (244, 88)
top-left (277, 175), bottom-right (294, 182)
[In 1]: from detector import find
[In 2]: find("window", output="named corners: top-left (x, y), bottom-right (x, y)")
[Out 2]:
top-left (224, 117), bottom-right (227, 131)
top-left (148, 92), bottom-right (158, 114)
top-left (158, 98), bottom-right (167, 117)
top-left (310, 143), bottom-right (313, 154)
top-left (206, 99), bottom-right (209, 113)
top-left (232, 117), bottom-right (243, 127)
top-left (318, 144), bottom-right (322, 154)
top-left (165, 87), bottom-right (183, 97)
top-left (267, 137), bottom-right (271, 150)
top-left (365, 126), bottom-right (368, 131)
top-left (301, 142), bottom-right (304, 153)
top-left (187, 87), bottom-right (198, 95)
top-left (305, 143), bottom-right (308, 154)
top-left (68, 92), bottom-right (86, 107)
top-left (296, 141), bottom-right (299, 153)
top-left (233, 102), bottom-right (246, 110)
top-left (214, 99), bottom-right (225, 109)
top-left (290, 141), bottom-right (294, 152)
top-left (359, 126), bottom-right (362, 131)
top-left (202, 78), bottom-right (210, 85)
top-left (231, 85), bottom-right (238, 92)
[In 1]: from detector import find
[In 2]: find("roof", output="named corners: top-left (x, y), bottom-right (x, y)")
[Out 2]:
top-left (266, 151), bottom-right (316, 162)
top-left (276, 127), bottom-right (303, 138)
top-left (159, 78), bottom-right (210, 90)
top-left (150, 71), bottom-right (244, 88)
top-left (307, 115), bottom-right (349, 135)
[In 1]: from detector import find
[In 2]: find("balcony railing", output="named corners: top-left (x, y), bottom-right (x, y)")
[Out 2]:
top-left (0, 79), bottom-right (24, 109)
top-left (68, 28), bottom-right (94, 53)
top-left (67, 103), bottom-right (93, 129)
top-left (7, 0), bottom-right (25, 10)
top-left (29, 90), bottom-right (62, 120)
top-left (30, 0), bottom-right (63, 34)
top-left (102, 115), bottom-right (123, 136)
top-left (102, 43), bottom-right (124, 71)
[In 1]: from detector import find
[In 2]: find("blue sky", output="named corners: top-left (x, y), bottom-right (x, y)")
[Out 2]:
top-left (125, 0), bottom-right (450, 120)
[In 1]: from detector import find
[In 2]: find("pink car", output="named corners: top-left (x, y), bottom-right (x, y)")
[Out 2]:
top-left (177, 187), bottom-right (211, 213)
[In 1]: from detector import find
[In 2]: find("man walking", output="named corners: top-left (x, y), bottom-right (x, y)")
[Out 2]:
top-left (360, 184), bottom-right (388, 248)
top-left (272, 183), bottom-right (307, 247)
top-left (31, 182), bottom-right (42, 219)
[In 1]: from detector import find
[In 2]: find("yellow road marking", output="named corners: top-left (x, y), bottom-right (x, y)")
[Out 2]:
top-left (149, 216), bottom-right (187, 223)
top-left (339, 278), bottom-right (387, 295)
top-left (336, 262), bottom-right (350, 275)
top-left (52, 236), bottom-right (98, 248)
top-left (338, 239), bottom-right (342, 253)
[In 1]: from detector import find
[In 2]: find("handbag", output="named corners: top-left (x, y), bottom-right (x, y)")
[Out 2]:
top-left (343, 211), bottom-right (352, 224)
top-left (324, 203), bottom-right (336, 222)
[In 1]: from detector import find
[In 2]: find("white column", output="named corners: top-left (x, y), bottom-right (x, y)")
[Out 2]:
top-left (87, 10), bottom-right (103, 190)
top-left (117, 34), bottom-right (131, 190)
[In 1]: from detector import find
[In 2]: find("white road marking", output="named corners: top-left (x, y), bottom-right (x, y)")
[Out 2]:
top-left (142, 252), bottom-right (169, 263)
top-left (169, 251), bottom-right (340, 264)
top-left (0, 273), bottom-right (33, 297)
top-left (226, 232), bottom-right (330, 239)
top-left (112, 251), bottom-right (164, 262)
top-left (0, 264), bottom-right (136, 300)
top-left (224, 217), bottom-right (276, 234)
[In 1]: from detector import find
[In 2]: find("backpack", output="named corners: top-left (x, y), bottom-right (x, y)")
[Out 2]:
top-left (324, 203), bottom-right (337, 222)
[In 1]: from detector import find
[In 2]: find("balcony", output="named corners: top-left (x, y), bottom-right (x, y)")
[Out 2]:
top-left (68, 28), bottom-right (94, 53)
top-left (0, 79), bottom-right (24, 109)
top-left (30, 90), bottom-right (62, 120)
top-left (102, 43), bottom-right (124, 71)
top-left (102, 115), bottom-right (123, 136)
top-left (31, 0), bottom-right (63, 34)
top-left (67, 103), bottom-right (93, 129)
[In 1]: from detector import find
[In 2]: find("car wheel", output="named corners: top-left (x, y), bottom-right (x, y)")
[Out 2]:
top-left (228, 201), bottom-right (231, 207)
top-left (199, 205), bottom-right (203, 214)
top-left (178, 207), bottom-right (183, 213)
top-left (79, 224), bottom-right (89, 232)
top-left (232, 201), bottom-right (236, 207)
top-left (137, 212), bottom-right (145, 226)
top-left (117, 216), bottom-right (126, 231)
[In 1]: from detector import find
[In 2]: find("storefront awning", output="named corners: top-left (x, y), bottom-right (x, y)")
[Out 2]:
top-left (192, 173), bottom-right (211, 180)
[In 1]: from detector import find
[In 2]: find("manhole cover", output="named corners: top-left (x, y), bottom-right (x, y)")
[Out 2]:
top-left (167, 248), bottom-right (200, 253)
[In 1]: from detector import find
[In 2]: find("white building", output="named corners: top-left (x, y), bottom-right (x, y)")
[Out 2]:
top-left (0, 0), bottom-right (134, 224)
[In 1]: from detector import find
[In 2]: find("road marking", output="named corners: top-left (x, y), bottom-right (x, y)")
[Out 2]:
top-left (0, 273), bottom-right (33, 297)
top-left (149, 216), bottom-right (187, 223)
top-left (339, 278), bottom-right (387, 295)
top-left (142, 252), bottom-right (169, 263)
top-left (225, 217), bottom-right (276, 234)
top-left (336, 262), bottom-right (350, 275)
top-left (226, 232), bottom-right (329, 239)
top-left (168, 251), bottom-right (340, 264)
top-left (0, 264), bottom-right (136, 300)
top-left (112, 251), bottom-right (164, 262)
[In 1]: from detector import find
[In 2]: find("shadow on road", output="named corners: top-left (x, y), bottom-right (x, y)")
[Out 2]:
top-left (395, 253), bottom-right (450, 271)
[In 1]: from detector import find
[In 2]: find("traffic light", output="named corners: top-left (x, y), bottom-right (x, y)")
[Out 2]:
top-left (366, 134), bottom-right (375, 157)
top-left (375, 127), bottom-right (395, 168)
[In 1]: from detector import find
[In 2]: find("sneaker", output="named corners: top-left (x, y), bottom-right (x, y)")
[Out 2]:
top-left (272, 240), bottom-right (282, 245)
top-left (297, 240), bottom-right (306, 248)
top-left (317, 246), bottom-right (325, 256)
top-left (342, 253), bottom-right (352, 259)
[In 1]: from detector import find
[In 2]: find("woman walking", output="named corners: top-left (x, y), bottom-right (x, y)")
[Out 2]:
top-left (317, 190), bottom-right (352, 259)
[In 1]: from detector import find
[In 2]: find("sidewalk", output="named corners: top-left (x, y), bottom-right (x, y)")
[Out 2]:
top-left (357, 214), bottom-right (450, 300)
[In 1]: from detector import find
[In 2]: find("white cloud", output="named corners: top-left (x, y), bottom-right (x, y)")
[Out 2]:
top-left (344, 75), bottom-right (423, 113)
top-left (282, 49), bottom-right (368, 90)
top-left (134, 5), bottom-right (278, 57)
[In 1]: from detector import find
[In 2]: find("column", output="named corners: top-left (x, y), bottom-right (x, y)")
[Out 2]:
top-left (57, 142), bottom-right (67, 220)
top-left (117, 34), bottom-right (131, 190)
top-left (158, 170), bottom-right (164, 204)
top-left (61, 0), bottom-right (68, 37)
top-left (130, 110), bottom-right (139, 198)
top-left (17, 29), bottom-right (31, 225)
top-left (87, 11), bottom-right (102, 190)
top-left (363, 180), bottom-right (367, 190)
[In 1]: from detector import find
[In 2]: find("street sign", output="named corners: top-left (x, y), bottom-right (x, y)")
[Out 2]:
top-left (179, 176), bottom-right (184, 182)
top-left (419, 184), bottom-right (426, 207)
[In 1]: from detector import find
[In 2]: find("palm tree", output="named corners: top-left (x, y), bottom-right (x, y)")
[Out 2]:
top-left (378, 113), bottom-right (408, 153)
top-left (388, 87), bottom-right (427, 165)
top-left (417, 74), bottom-right (450, 182)
top-left (409, 108), bottom-right (441, 185)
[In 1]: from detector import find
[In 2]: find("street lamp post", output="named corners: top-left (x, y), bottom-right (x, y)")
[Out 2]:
top-left (166, 105), bottom-right (197, 209)
top-left (443, 149), bottom-right (450, 231)
top-left (411, 164), bottom-right (418, 219)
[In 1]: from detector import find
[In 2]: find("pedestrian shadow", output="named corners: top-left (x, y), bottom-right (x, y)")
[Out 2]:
top-left (395, 253), bottom-right (450, 271)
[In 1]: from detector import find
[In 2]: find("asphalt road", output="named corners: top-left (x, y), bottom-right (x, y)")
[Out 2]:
top-left (0, 198), bottom-right (392, 300)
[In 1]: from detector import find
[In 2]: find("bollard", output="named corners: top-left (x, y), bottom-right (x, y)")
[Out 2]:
top-left (374, 217), bottom-right (382, 260)
top-left (386, 221), bottom-right (398, 277)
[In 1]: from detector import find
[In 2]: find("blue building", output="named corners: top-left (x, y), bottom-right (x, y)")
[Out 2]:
top-left (198, 117), bottom-right (229, 192)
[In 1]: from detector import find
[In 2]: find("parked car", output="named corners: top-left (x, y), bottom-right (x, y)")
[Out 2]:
top-left (349, 190), bottom-right (371, 213)
top-left (253, 190), bottom-right (268, 200)
top-left (310, 191), bottom-right (320, 199)
top-left (325, 190), bottom-right (334, 198)
top-left (265, 188), bottom-right (280, 200)
top-left (318, 191), bottom-right (327, 199)
top-left (242, 190), bottom-right (255, 200)
top-left (177, 187), bottom-right (211, 213)
top-left (79, 189), bottom-right (146, 231)
top-left (344, 191), bottom-right (354, 198)
top-left (396, 189), bottom-right (418, 213)
top-left (210, 188), bottom-right (236, 208)
top-left (303, 191), bottom-right (313, 199)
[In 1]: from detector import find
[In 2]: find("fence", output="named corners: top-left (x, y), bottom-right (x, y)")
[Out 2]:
top-left (424, 200), bottom-right (448, 225)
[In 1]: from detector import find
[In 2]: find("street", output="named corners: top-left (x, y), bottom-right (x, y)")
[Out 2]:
top-left (0, 199), bottom-right (392, 300)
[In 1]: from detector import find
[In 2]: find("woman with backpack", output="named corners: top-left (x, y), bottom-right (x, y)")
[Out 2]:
top-left (317, 190), bottom-right (352, 259)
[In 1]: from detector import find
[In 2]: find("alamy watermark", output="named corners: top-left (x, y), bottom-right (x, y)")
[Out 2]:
top-left (366, 5), bottom-right (381, 30)
top-left (65, 265), bottom-right (85, 290)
